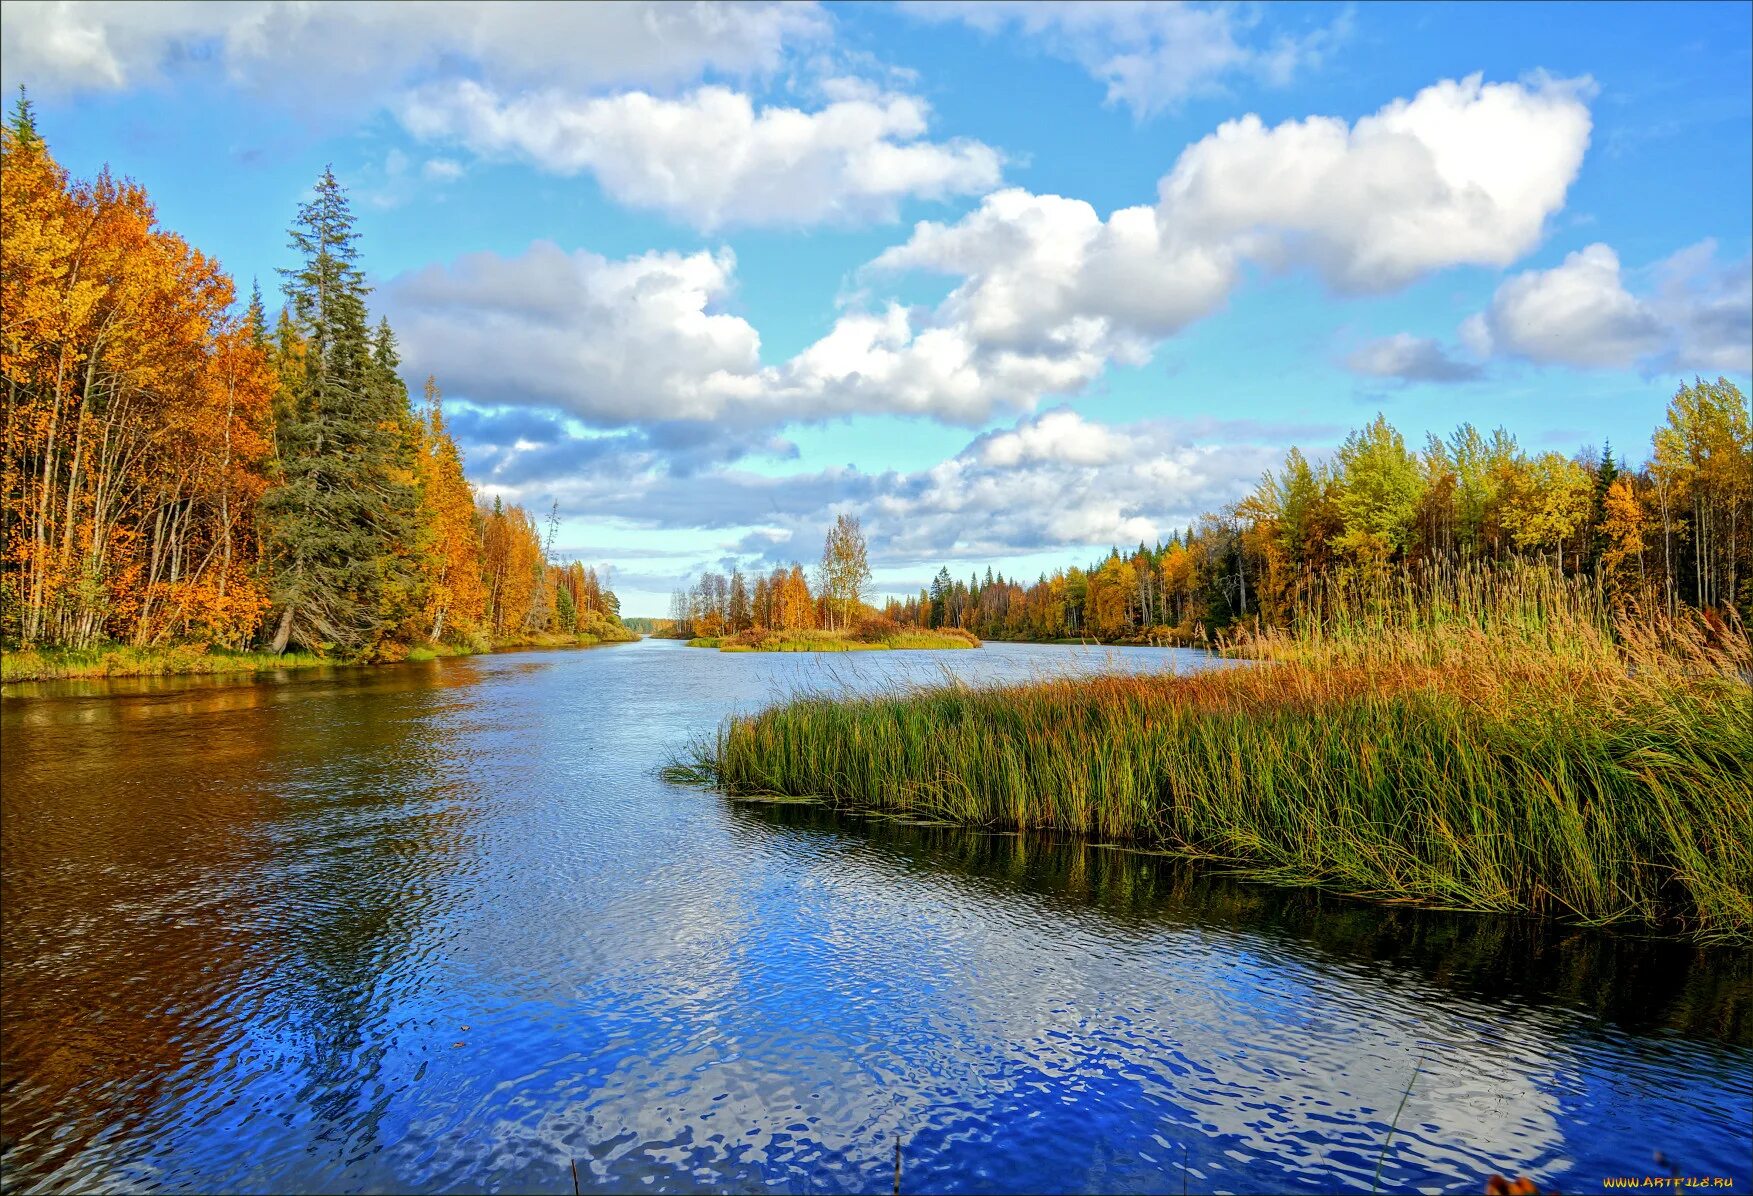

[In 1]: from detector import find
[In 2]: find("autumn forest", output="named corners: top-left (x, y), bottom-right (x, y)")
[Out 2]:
top-left (1, 97), bottom-right (630, 678)
top-left (5, 89), bottom-right (1751, 676)
top-left (668, 394), bottom-right (1751, 646)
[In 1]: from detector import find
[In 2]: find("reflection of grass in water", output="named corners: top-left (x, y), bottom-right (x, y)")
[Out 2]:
top-left (671, 567), bottom-right (1753, 942)
top-left (725, 803), bottom-right (1753, 1046)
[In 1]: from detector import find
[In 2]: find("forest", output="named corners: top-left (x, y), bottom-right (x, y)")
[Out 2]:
top-left (1, 96), bottom-right (630, 679)
top-left (666, 388), bottom-right (1750, 647)
top-left (882, 394), bottom-right (1751, 643)
top-left (665, 514), bottom-right (862, 642)
top-left (666, 513), bottom-right (978, 650)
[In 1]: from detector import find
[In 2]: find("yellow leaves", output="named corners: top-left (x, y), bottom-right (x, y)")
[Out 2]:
top-left (778, 564), bottom-right (815, 631)
top-left (3, 125), bottom-right (280, 648)
top-left (1600, 476), bottom-right (1648, 582)
top-left (404, 380), bottom-right (488, 644)
top-left (477, 499), bottom-right (546, 640)
top-left (1497, 451), bottom-right (1594, 554)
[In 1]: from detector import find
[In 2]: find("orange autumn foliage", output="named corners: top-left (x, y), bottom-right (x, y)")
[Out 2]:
top-left (2, 122), bottom-right (275, 649)
top-left (4, 111), bottom-right (633, 664)
top-left (413, 377), bottom-right (487, 645)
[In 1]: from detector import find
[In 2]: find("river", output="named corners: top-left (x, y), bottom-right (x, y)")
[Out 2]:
top-left (2, 638), bottom-right (1748, 1194)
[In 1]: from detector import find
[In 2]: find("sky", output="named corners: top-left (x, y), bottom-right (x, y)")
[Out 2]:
top-left (3, 1), bottom-right (1749, 617)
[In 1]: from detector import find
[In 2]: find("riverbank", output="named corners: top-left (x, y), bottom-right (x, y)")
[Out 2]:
top-left (671, 571), bottom-right (1753, 942)
top-left (493, 627), bottom-right (640, 652)
top-left (685, 626), bottom-right (981, 652)
top-left (984, 632), bottom-right (1210, 648)
top-left (1, 627), bottom-right (639, 683)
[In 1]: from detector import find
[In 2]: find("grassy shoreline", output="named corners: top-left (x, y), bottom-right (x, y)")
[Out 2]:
top-left (684, 626), bottom-right (981, 652)
top-left (670, 569), bottom-right (1753, 942)
top-left (1, 629), bottom-right (638, 684)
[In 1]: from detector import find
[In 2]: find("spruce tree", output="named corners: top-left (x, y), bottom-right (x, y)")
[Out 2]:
top-left (261, 168), bottom-right (420, 656)
top-left (245, 279), bottom-right (268, 347)
top-left (368, 316), bottom-right (428, 634)
top-left (1588, 439), bottom-right (1620, 576)
top-left (9, 85), bottom-right (40, 148)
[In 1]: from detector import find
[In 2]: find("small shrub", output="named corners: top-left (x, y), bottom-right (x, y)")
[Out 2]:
top-left (724, 627), bottom-right (779, 649)
top-left (850, 615), bottom-right (902, 643)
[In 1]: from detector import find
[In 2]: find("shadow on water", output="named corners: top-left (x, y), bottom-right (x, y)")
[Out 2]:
top-left (726, 800), bottom-right (1753, 1049)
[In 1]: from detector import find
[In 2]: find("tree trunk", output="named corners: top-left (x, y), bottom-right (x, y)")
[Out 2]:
top-left (271, 604), bottom-right (295, 655)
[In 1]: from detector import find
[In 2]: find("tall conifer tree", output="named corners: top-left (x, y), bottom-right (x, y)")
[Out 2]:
top-left (261, 168), bottom-right (419, 655)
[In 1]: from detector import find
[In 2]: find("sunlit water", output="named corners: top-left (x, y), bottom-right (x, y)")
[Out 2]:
top-left (3, 638), bottom-right (1748, 1194)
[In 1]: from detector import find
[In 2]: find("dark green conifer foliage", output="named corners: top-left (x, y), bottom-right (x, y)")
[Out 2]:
top-left (369, 316), bottom-right (428, 635)
top-left (1588, 439), bottom-right (1621, 575)
top-left (9, 85), bottom-right (41, 148)
top-left (245, 279), bottom-right (268, 347)
top-left (261, 168), bottom-right (420, 655)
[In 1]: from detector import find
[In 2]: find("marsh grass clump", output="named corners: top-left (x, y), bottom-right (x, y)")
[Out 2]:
top-left (670, 567), bottom-right (1753, 941)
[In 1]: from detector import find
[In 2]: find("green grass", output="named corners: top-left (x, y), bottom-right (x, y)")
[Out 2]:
top-left (2, 622), bottom-right (638, 682)
top-left (669, 567), bottom-right (1753, 942)
top-left (496, 627), bottom-right (639, 649)
top-left (1, 643), bottom-right (331, 682)
top-left (686, 627), bottom-right (981, 652)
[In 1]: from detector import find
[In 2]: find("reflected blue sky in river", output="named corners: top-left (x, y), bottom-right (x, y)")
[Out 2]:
top-left (3, 640), bottom-right (1748, 1193)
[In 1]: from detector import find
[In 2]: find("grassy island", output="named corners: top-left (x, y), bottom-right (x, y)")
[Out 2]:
top-left (670, 569), bottom-right (1753, 942)
top-left (1, 626), bottom-right (640, 684)
top-left (685, 621), bottom-right (981, 652)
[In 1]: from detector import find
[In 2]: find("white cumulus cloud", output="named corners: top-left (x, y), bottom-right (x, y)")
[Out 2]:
top-left (389, 73), bottom-right (1601, 429)
top-left (1157, 72), bottom-right (1594, 292)
top-left (396, 82), bottom-right (1003, 230)
top-left (383, 239), bottom-right (1107, 427)
top-left (824, 74), bottom-right (1592, 415)
top-left (452, 405), bottom-right (1299, 568)
top-left (871, 189), bottom-right (1237, 356)
top-left (1464, 240), bottom-right (1750, 372)
top-left (0, 0), bottom-right (826, 96)
top-left (386, 242), bottom-right (766, 424)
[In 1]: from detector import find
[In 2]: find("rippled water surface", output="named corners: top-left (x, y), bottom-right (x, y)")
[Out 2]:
top-left (3, 639), bottom-right (1749, 1194)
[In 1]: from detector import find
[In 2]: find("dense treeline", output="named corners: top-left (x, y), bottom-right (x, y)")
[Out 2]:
top-left (884, 393), bottom-right (1752, 643)
top-left (1, 96), bottom-right (627, 666)
top-left (666, 513), bottom-right (871, 638)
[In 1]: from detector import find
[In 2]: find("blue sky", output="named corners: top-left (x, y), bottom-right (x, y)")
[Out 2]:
top-left (4, 1), bottom-right (1749, 616)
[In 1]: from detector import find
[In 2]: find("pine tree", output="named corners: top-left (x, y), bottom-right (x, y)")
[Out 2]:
top-left (728, 569), bottom-right (750, 632)
top-left (369, 317), bottom-right (427, 635)
top-left (555, 581), bottom-right (578, 633)
top-left (9, 85), bottom-right (40, 149)
top-left (1587, 439), bottom-right (1620, 576)
top-left (261, 167), bottom-right (420, 656)
top-left (929, 566), bottom-right (952, 628)
top-left (245, 279), bottom-right (268, 346)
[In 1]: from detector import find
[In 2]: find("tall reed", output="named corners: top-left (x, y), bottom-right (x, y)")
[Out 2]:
top-left (670, 567), bottom-right (1753, 941)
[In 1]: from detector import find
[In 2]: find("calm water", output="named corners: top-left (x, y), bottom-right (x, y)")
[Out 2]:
top-left (2, 639), bottom-right (1749, 1195)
